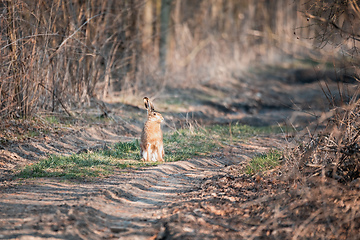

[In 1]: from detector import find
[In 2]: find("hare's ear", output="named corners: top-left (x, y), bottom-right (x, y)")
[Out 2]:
top-left (144, 97), bottom-right (155, 112)
top-left (149, 101), bottom-right (155, 112)
top-left (143, 97), bottom-right (150, 110)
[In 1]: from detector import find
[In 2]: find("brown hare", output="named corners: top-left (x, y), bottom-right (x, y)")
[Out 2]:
top-left (140, 97), bottom-right (165, 162)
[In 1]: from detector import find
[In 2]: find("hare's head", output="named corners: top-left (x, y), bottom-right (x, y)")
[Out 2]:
top-left (144, 97), bottom-right (164, 123)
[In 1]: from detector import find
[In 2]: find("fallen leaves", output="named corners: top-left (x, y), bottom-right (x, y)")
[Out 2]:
top-left (158, 164), bottom-right (360, 239)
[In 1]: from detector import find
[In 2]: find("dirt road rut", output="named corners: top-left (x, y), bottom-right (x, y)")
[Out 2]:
top-left (0, 155), bottom-right (245, 239)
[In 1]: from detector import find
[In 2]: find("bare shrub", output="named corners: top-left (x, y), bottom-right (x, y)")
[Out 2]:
top-left (0, 0), bottom-right (144, 118)
top-left (288, 94), bottom-right (360, 183)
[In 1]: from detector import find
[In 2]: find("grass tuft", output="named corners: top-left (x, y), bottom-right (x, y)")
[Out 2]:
top-left (245, 149), bottom-right (282, 175)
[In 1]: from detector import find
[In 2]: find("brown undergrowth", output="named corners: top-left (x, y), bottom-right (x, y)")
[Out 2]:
top-left (158, 156), bottom-right (360, 239)
top-left (157, 89), bottom-right (360, 239)
top-left (288, 90), bottom-right (360, 184)
top-left (158, 167), bottom-right (360, 239)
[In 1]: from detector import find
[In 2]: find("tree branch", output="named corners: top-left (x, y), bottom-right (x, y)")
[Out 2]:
top-left (49, 13), bottom-right (104, 61)
top-left (38, 83), bottom-right (72, 117)
top-left (304, 12), bottom-right (360, 42)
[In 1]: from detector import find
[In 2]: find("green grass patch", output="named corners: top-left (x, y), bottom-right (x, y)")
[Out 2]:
top-left (17, 123), bottom-right (287, 179)
top-left (163, 123), bottom-right (286, 162)
top-left (16, 140), bottom-right (146, 180)
top-left (103, 141), bottom-right (142, 160)
top-left (245, 149), bottom-right (282, 175)
top-left (164, 128), bottom-right (217, 162)
top-left (207, 124), bottom-right (286, 142)
top-left (44, 116), bottom-right (60, 125)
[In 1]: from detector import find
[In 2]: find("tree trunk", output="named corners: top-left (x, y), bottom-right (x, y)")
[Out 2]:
top-left (159, 0), bottom-right (172, 74)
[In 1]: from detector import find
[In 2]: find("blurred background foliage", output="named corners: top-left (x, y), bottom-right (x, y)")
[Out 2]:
top-left (0, 0), bottom-right (359, 119)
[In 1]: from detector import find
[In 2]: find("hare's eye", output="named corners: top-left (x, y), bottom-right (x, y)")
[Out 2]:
top-left (153, 113), bottom-right (156, 116)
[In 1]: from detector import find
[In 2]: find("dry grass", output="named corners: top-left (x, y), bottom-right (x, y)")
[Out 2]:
top-left (1, 0), bottom-right (345, 120)
top-left (277, 85), bottom-right (360, 239)
top-left (287, 86), bottom-right (360, 184)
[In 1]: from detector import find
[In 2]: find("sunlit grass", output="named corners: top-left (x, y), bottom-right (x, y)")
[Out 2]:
top-left (164, 128), bottom-right (217, 162)
top-left (245, 149), bottom-right (283, 175)
top-left (17, 123), bottom-right (287, 179)
top-left (17, 140), bottom-right (144, 179)
top-left (44, 116), bottom-right (60, 125)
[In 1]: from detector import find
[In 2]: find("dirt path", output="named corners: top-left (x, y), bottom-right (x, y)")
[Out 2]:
top-left (0, 158), bottom-right (238, 239)
top-left (0, 134), bottom-right (282, 240)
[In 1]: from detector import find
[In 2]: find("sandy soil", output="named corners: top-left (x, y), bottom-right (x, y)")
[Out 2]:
top-left (0, 133), bottom-right (285, 240)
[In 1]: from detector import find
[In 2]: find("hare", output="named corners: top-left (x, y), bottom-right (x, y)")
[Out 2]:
top-left (140, 97), bottom-right (165, 162)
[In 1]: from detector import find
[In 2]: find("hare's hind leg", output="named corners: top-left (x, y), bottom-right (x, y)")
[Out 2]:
top-left (141, 143), bottom-right (151, 162)
top-left (140, 143), bottom-right (146, 161)
top-left (157, 144), bottom-right (164, 162)
top-left (161, 144), bottom-right (164, 159)
top-left (141, 149), bottom-right (146, 162)
top-left (146, 143), bottom-right (151, 162)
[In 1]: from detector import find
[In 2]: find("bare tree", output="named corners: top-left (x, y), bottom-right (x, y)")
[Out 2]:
top-left (159, 0), bottom-right (172, 74)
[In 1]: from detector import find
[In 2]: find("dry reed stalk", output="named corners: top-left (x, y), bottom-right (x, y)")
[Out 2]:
top-left (0, 0), bottom-right (357, 119)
